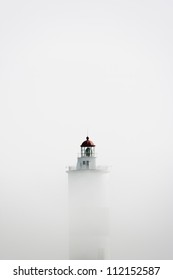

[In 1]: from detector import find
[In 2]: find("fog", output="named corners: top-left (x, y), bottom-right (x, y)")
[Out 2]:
top-left (0, 0), bottom-right (173, 259)
top-left (68, 170), bottom-right (110, 259)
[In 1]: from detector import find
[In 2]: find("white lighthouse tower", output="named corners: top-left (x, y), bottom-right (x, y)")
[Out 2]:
top-left (67, 136), bottom-right (110, 260)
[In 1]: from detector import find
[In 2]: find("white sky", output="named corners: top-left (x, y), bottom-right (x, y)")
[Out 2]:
top-left (0, 0), bottom-right (173, 259)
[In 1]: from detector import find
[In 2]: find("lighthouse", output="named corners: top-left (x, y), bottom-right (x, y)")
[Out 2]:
top-left (67, 136), bottom-right (110, 260)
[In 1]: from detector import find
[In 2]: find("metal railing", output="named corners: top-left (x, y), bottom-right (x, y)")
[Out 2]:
top-left (67, 165), bottom-right (109, 172)
top-left (77, 153), bottom-right (97, 158)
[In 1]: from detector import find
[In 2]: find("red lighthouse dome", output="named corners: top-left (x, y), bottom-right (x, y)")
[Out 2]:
top-left (80, 136), bottom-right (95, 147)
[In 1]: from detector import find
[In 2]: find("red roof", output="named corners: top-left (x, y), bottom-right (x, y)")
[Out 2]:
top-left (80, 136), bottom-right (95, 147)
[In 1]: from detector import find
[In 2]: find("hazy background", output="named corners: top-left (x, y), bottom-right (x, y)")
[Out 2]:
top-left (0, 0), bottom-right (173, 259)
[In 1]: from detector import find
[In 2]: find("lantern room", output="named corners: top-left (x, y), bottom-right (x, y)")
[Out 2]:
top-left (80, 136), bottom-right (95, 157)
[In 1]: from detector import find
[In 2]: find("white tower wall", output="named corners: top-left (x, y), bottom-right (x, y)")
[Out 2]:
top-left (67, 137), bottom-right (110, 260)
